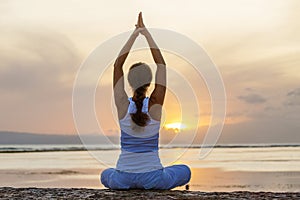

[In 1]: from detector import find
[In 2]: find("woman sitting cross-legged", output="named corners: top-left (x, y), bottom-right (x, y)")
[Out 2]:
top-left (100, 12), bottom-right (191, 190)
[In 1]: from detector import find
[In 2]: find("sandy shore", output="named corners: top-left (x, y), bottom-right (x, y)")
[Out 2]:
top-left (1, 167), bottom-right (299, 192)
top-left (0, 187), bottom-right (299, 200)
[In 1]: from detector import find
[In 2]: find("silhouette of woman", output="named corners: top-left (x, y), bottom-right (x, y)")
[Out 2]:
top-left (101, 12), bottom-right (191, 190)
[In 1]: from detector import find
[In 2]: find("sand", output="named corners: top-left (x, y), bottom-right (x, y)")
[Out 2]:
top-left (1, 167), bottom-right (299, 199)
top-left (1, 168), bottom-right (299, 192)
top-left (0, 187), bottom-right (299, 200)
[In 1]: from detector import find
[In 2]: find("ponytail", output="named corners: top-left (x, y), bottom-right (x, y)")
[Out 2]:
top-left (128, 62), bottom-right (152, 129)
top-left (130, 85), bottom-right (150, 127)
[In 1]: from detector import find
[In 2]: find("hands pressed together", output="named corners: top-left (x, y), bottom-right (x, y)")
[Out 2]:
top-left (132, 12), bottom-right (150, 38)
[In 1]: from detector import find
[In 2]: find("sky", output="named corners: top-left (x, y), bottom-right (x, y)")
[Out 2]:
top-left (0, 0), bottom-right (299, 144)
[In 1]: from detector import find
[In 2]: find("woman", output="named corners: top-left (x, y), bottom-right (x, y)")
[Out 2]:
top-left (101, 12), bottom-right (191, 190)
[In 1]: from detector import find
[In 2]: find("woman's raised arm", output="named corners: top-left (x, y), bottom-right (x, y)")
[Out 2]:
top-left (138, 13), bottom-right (166, 107)
top-left (113, 26), bottom-right (140, 119)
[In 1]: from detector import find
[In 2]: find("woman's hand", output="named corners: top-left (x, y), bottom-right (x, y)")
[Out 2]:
top-left (135, 12), bottom-right (150, 37)
top-left (137, 12), bottom-right (145, 28)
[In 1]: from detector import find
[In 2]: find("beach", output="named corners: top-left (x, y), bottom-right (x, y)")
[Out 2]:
top-left (1, 167), bottom-right (300, 192)
top-left (1, 187), bottom-right (299, 200)
top-left (0, 145), bottom-right (299, 193)
top-left (1, 0), bottom-right (300, 199)
top-left (0, 145), bottom-right (299, 199)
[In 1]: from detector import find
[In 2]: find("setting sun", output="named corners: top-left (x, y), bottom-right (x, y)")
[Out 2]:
top-left (164, 122), bottom-right (187, 133)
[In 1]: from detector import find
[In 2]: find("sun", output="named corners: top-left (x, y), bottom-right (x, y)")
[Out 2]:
top-left (164, 122), bottom-right (187, 133)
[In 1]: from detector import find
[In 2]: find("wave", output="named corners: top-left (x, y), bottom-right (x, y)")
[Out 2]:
top-left (0, 144), bottom-right (300, 153)
top-left (0, 143), bottom-right (299, 153)
top-left (164, 144), bottom-right (300, 149)
top-left (0, 145), bottom-right (118, 153)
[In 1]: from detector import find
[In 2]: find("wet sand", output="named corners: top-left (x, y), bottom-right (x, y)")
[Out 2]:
top-left (1, 166), bottom-right (299, 199)
top-left (1, 168), bottom-right (299, 192)
top-left (0, 187), bottom-right (299, 200)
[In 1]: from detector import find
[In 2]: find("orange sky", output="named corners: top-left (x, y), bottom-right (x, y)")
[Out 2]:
top-left (0, 0), bottom-right (299, 143)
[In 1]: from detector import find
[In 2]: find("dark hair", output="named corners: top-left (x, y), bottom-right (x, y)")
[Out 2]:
top-left (128, 62), bottom-right (152, 127)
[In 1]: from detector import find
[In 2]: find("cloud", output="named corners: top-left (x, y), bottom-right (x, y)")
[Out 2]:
top-left (0, 27), bottom-right (81, 99)
top-left (287, 88), bottom-right (300, 96)
top-left (0, 27), bottom-right (82, 133)
top-left (220, 117), bottom-right (300, 144)
top-left (237, 93), bottom-right (266, 104)
top-left (284, 88), bottom-right (300, 106)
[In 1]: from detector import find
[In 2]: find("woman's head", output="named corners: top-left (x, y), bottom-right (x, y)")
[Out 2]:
top-left (128, 62), bottom-right (152, 90)
top-left (128, 62), bottom-right (152, 128)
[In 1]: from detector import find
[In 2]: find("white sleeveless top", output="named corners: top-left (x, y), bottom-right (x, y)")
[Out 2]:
top-left (116, 97), bottom-right (163, 173)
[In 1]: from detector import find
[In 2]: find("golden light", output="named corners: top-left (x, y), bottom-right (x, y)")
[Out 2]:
top-left (164, 122), bottom-right (187, 133)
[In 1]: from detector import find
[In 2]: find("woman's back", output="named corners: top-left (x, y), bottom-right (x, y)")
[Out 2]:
top-left (116, 97), bottom-right (163, 173)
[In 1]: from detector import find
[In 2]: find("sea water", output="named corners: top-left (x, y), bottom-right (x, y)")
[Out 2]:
top-left (0, 144), bottom-right (299, 192)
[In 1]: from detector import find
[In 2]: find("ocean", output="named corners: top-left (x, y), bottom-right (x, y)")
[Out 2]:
top-left (0, 144), bottom-right (299, 192)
